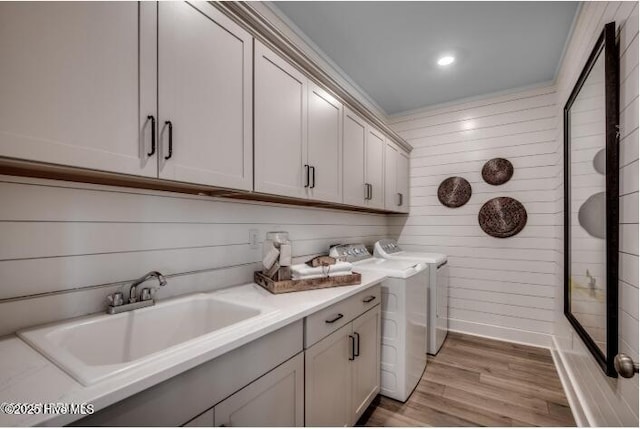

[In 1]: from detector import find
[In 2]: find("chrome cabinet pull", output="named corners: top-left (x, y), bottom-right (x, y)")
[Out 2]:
top-left (147, 115), bottom-right (156, 157)
top-left (325, 313), bottom-right (344, 324)
top-left (164, 120), bottom-right (173, 160)
top-left (397, 192), bottom-right (403, 206)
top-left (364, 183), bottom-right (372, 200)
top-left (362, 295), bottom-right (376, 303)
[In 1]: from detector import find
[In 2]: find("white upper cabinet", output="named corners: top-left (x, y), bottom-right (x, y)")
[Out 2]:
top-left (307, 83), bottom-right (343, 203)
top-left (157, 2), bottom-right (252, 190)
top-left (0, 1), bottom-right (408, 211)
top-left (384, 142), bottom-right (398, 211)
top-left (365, 127), bottom-right (385, 210)
top-left (342, 108), bottom-right (368, 207)
top-left (342, 107), bottom-right (386, 209)
top-left (384, 140), bottom-right (410, 213)
top-left (0, 2), bottom-right (156, 177)
top-left (397, 149), bottom-right (410, 213)
top-left (254, 41), bottom-right (308, 199)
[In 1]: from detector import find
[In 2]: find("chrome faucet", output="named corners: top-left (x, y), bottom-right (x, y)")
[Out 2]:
top-left (106, 271), bottom-right (167, 314)
top-left (129, 271), bottom-right (167, 303)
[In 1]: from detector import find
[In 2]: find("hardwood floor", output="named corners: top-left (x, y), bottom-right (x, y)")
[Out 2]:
top-left (358, 332), bottom-right (576, 427)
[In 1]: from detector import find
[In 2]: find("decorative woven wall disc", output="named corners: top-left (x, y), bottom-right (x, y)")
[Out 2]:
top-left (437, 177), bottom-right (472, 208)
top-left (482, 158), bottom-right (514, 185)
top-left (478, 197), bottom-right (527, 238)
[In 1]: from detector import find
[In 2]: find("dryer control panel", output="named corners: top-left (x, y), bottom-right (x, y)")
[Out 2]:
top-left (328, 243), bottom-right (371, 263)
top-left (374, 239), bottom-right (403, 258)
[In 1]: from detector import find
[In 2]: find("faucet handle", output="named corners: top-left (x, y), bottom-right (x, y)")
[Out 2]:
top-left (108, 292), bottom-right (124, 307)
top-left (140, 288), bottom-right (153, 301)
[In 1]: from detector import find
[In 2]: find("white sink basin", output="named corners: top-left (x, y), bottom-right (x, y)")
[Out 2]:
top-left (18, 293), bottom-right (277, 386)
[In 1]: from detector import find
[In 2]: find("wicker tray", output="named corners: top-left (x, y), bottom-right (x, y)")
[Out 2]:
top-left (254, 271), bottom-right (361, 294)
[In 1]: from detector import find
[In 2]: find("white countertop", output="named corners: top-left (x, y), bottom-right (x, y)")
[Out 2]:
top-left (0, 272), bottom-right (386, 427)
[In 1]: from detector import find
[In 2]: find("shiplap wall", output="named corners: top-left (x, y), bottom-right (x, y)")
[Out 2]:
top-left (388, 84), bottom-right (559, 347)
top-left (552, 2), bottom-right (639, 426)
top-left (0, 174), bottom-right (389, 337)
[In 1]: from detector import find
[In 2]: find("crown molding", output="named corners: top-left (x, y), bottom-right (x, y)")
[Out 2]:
top-left (210, 1), bottom-right (413, 152)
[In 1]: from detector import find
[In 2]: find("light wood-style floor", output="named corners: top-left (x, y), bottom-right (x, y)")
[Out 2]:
top-left (359, 332), bottom-right (576, 427)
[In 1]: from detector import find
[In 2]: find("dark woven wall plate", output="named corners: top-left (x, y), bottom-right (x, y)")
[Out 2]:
top-left (438, 177), bottom-right (472, 208)
top-left (478, 197), bottom-right (527, 238)
top-left (482, 158), bottom-right (514, 185)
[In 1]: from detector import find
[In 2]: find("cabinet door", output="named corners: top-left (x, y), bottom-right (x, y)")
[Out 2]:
top-left (351, 306), bottom-right (381, 423)
top-left (307, 83), bottom-right (343, 203)
top-left (305, 324), bottom-right (352, 427)
top-left (254, 41), bottom-right (308, 198)
top-left (397, 150), bottom-right (410, 213)
top-left (0, 2), bottom-right (156, 177)
top-left (365, 127), bottom-right (386, 209)
top-left (342, 108), bottom-right (367, 207)
top-left (157, 2), bottom-right (252, 190)
top-left (384, 142), bottom-right (399, 211)
top-left (214, 353), bottom-right (304, 427)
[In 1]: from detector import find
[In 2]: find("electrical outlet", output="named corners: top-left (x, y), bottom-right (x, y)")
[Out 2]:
top-left (249, 229), bottom-right (259, 249)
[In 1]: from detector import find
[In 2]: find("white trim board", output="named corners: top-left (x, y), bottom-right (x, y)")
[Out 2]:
top-left (551, 336), bottom-right (590, 427)
top-left (448, 318), bottom-right (553, 349)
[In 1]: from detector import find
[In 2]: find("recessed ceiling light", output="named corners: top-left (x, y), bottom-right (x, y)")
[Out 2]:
top-left (437, 55), bottom-right (455, 66)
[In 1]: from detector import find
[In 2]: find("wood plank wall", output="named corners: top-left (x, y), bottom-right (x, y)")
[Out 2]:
top-left (0, 175), bottom-right (389, 336)
top-left (388, 84), bottom-right (559, 347)
top-left (552, 2), bottom-right (638, 426)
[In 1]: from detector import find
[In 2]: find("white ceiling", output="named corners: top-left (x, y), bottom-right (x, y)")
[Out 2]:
top-left (272, 1), bottom-right (579, 115)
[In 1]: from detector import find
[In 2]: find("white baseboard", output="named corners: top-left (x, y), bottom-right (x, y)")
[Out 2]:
top-left (550, 336), bottom-right (590, 427)
top-left (448, 318), bottom-right (552, 349)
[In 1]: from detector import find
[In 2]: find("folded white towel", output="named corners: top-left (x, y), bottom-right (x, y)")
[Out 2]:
top-left (292, 271), bottom-right (353, 281)
top-left (290, 261), bottom-right (353, 278)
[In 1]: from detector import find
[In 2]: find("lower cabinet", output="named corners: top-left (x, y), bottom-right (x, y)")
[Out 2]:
top-left (70, 287), bottom-right (382, 428)
top-left (305, 324), bottom-right (353, 426)
top-left (305, 304), bottom-right (381, 426)
top-left (350, 306), bottom-right (382, 420)
top-left (73, 321), bottom-right (303, 427)
top-left (213, 353), bottom-right (304, 427)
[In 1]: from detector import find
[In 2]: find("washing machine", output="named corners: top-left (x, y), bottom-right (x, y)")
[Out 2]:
top-left (374, 239), bottom-right (449, 355)
top-left (329, 244), bottom-right (427, 402)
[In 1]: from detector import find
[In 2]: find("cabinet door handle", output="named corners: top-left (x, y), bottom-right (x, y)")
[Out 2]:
top-left (397, 192), bottom-right (402, 206)
top-left (164, 120), bottom-right (173, 160)
top-left (310, 166), bottom-right (316, 189)
top-left (354, 332), bottom-right (360, 357)
top-left (304, 164), bottom-right (310, 188)
top-left (325, 313), bottom-right (344, 324)
top-left (362, 295), bottom-right (376, 303)
top-left (364, 183), bottom-right (372, 200)
top-left (147, 115), bottom-right (156, 157)
top-left (368, 184), bottom-right (373, 200)
top-left (348, 335), bottom-right (356, 361)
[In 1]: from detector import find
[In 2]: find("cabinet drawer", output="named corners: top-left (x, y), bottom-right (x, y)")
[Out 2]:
top-left (305, 285), bottom-right (381, 348)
